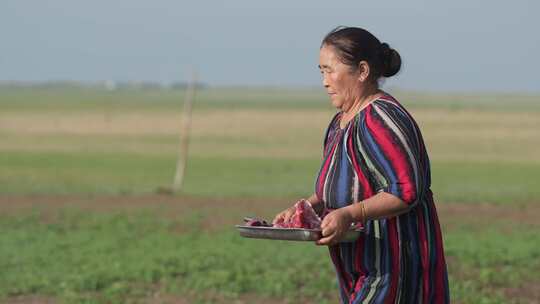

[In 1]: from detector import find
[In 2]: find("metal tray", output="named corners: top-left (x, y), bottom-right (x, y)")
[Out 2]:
top-left (235, 225), bottom-right (363, 242)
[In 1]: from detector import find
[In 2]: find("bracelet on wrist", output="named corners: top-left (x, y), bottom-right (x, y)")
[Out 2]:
top-left (360, 203), bottom-right (367, 225)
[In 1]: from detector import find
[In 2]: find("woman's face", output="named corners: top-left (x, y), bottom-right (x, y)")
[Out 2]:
top-left (318, 45), bottom-right (362, 109)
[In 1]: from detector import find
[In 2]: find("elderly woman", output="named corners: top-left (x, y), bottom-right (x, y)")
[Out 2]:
top-left (273, 27), bottom-right (449, 303)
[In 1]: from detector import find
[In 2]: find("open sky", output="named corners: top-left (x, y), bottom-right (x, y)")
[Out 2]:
top-left (1, 0), bottom-right (539, 92)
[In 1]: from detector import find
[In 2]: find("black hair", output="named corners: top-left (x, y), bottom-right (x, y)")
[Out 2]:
top-left (321, 26), bottom-right (401, 83)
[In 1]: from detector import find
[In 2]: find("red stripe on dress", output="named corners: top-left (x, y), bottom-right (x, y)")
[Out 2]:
top-left (351, 234), bottom-right (367, 301)
top-left (417, 206), bottom-right (430, 303)
top-left (384, 217), bottom-right (400, 304)
top-left (428, 193), bottom-right (448, 303)
top-left (330, 246), bottom-right (354, 295)
top-left (379, 96), bottom-right (427, 180)
top-left (365, 106), bottom-right (416, 203)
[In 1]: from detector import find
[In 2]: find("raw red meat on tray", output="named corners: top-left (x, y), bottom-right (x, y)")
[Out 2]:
top-left (244, 200), bottom-right (321, 229)
top-left (273, 200), bottom-right (322, 229)
top-left (239, 200), bottom-right (363, 242)
top-left (243, 217), bottom-right (272, 227)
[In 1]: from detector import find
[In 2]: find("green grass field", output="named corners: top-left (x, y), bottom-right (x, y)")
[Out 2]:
top-left (1, 86), bottom-right (539, 303)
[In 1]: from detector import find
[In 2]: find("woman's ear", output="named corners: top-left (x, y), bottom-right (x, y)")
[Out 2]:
top-left (357, 61), bottom-right (370, 83)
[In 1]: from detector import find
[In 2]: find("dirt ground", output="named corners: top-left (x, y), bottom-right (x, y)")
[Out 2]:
top-left (1, 194), bottom-right (539, 228)
top-left (2, 194), bottom-right (539, 304)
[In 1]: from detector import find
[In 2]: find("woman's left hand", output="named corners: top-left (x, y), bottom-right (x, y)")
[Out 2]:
top-left (316, 207), bottom-right (354, 246)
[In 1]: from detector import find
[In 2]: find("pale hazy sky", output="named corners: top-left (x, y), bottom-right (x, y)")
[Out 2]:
top-left (1, 0), bottom-right (539, 92)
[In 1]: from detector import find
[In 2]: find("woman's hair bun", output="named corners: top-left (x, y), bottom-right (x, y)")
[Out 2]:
top-left (380, 42), bottom-right (401, 78)
top-left (322, 27), bottom-right (402, 82)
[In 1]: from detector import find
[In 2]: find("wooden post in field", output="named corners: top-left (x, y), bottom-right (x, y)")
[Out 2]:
top-left (172, 71), bottom-right (197, 193)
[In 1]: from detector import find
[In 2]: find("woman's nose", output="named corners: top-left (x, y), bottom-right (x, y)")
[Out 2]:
top-left (322, 76), bottom-right (329, 88)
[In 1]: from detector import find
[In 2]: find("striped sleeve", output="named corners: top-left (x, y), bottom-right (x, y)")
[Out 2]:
top-left (357, 101), bottom-right (424, 205)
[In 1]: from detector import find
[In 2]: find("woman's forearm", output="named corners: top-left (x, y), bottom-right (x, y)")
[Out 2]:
top-left (306, 193), bottom-right (322, 206)
top-left (344, 192), bottom-right (410, 223)
top-left (306, 193), bottom-right (325, 215)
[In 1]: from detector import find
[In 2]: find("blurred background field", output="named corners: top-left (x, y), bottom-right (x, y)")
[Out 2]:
top-left (1, 86), bottom-right (540, 303)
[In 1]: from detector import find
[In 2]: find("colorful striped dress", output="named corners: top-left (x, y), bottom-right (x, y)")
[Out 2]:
top-left (315, 93), bottom-right (449, 304)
